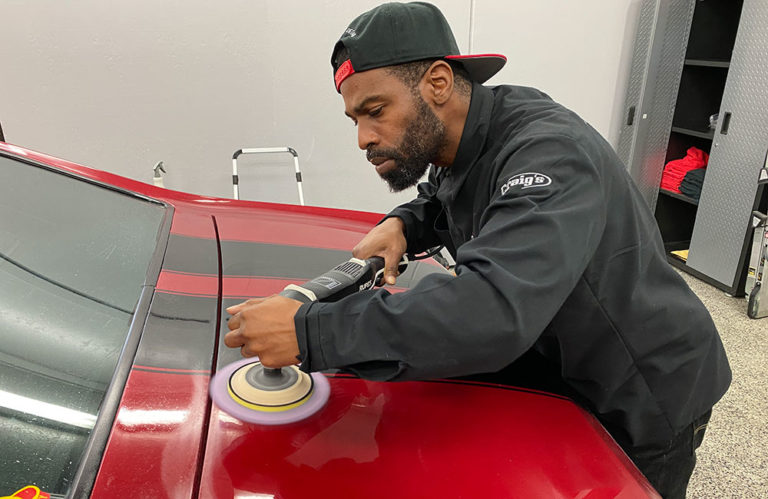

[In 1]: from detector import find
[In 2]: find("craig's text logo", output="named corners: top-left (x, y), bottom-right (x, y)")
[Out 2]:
top-left (500, 173), bottom-right (552, 195)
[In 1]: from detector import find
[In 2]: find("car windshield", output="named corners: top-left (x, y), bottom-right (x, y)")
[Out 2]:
top-left (0, 155), bottom-right (167, 497)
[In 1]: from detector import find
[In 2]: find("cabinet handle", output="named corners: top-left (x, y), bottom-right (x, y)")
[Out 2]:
top-left (720, 112), bottom-right (732, 135)
top-left (626, 106), bottom-right (636, 126)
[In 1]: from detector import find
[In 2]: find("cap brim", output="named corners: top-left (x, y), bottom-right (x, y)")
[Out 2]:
top-left (445, 54), bottom-right (507, 84)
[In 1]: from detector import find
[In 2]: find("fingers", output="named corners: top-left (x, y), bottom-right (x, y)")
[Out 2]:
top-left (224, 314), bottom-right (261, 358)
top-left (240, 345), bottom-right (259, 358)
top-left (225, 302), bottom-right (247, 315)
top-left (225, 298), bottom-right (262, 338)
top-left (226, 303), bottom-right (241, 313)
top-left (351, 242), bottom-right (366, 260)
top-left (226, 296), bottom-right (273, 330)
top-left (227, 311), bottom-right (240, 331)
top-left (353, 218), bottom-right (408, 286)
top-left (223, 328), bottom-right (242, 348)
top-left (226, 296), bottom-right (266, 315)
top-left (354, 245), bottom-right (403, 285)
top-left (222, 295), bottom-right (302, 366)
top-left (229, 334), bottom-right (258, 358)
top-left (353, 217), bottom-right (407, 261)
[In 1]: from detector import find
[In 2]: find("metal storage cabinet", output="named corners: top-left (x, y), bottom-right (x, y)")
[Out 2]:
top-left (687, 0), bottom-right (768, 291)
top-left (616, 0), bottom-right (696, 209)
top-left (618, 0), bottom-right (768, 295)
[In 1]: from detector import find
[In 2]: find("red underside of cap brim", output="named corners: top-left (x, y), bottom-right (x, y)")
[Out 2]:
top-left (334, 53), bottom-right (507, 92)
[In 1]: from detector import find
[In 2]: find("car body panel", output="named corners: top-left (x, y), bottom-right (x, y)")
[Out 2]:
top-left (0, 142), bottom-right (659, 498)
top-left (201, 376), bottom-right (652, 499)
top-left (91, 236), bottom-right (218, 498)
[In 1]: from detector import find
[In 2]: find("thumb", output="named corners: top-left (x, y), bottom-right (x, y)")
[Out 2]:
top-left (383, 253), bottom-right (404, 286)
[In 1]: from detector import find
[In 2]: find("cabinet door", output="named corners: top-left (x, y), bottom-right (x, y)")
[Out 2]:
top-left (616, 0), bottom-right (661, 188)
top-left (617, 0), bottom-right (695, 210)
top-left (687, 0), bottom-right (768, 290)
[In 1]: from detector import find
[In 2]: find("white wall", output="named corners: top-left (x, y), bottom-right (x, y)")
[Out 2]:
top-left (0, 0), bottom-right (640, 213)
top-left (475, 0), bottom-right (643, 145)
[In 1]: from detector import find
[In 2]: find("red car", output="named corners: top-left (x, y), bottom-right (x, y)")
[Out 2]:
top-left (0, 142), bottom-right (659, 498)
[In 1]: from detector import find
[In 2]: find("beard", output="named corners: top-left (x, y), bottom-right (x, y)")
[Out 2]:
top-left (367, 95), bottom-right (447, 192)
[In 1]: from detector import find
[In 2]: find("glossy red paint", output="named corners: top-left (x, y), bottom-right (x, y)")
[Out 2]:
top-left (1, 143), bottom-right (659, 498)
top-left (91, 368), bottom-right (211, 499)
top-left (171, 210), bottom-right (218, 239)
top-left (201, 376), bottom-right (657, 498)
top-left (214, 210), bottom-right (378, 251)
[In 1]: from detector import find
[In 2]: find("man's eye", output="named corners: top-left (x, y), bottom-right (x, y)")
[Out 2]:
top-left (369, 107), bottom-right (383, 117)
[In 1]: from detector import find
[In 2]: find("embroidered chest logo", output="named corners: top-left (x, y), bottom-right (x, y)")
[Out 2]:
top-left (500, 172), bottom-right (552, 195)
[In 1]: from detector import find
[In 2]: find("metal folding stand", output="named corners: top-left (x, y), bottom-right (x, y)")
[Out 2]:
top-left (231, 147), bottom-right (304, 205)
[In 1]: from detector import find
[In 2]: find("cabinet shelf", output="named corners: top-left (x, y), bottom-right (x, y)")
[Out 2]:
top-left (672, 65), bottom-right (727, 133)
top-left (671, 127), bottom-right (715, 140)
top-left (659, 188), bottom-right (699, 206)
top-left (684, 59), bottom-right (730, 68)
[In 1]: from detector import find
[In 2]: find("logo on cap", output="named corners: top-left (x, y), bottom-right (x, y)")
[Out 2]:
top-left (344, 27), bottom-right (357, 37)
top-left (334, 59), bottom-right (356, 91)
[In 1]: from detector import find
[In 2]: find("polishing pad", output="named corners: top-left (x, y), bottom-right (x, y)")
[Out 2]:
top-left (210, 357), bottom-right (330, 425)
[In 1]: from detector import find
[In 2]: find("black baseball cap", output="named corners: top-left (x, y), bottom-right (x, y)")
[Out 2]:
top-left (331, 2), bottom-right (506, 92)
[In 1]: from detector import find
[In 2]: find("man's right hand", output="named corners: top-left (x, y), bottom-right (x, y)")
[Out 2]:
top-left (352, 217), bottom-right (407, 285)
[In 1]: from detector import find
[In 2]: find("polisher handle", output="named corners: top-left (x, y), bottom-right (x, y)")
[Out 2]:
top-left (279, 256), bottom-right (408, 304)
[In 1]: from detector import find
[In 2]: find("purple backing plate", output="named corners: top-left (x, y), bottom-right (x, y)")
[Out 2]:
top-left (209, 357), bottom-right (330, 425)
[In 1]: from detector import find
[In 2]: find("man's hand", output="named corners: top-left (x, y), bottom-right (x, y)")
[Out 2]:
top-left (224, 295), bottom-right (303, 367)
top-left (352, 217), bottom-right (407, 285)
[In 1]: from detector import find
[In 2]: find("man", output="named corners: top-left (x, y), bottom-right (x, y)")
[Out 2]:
top-left (225, 3), bottom-right (731, 497)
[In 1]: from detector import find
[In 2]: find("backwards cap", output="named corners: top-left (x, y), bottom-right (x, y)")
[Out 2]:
top-left (331, 2), bottom-right (506, 92)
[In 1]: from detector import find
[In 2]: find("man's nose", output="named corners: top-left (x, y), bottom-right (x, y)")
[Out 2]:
top-left (357, 124), bottom-right (379, 151)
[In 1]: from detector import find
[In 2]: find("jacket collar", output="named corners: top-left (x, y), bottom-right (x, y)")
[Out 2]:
top-left (437, 83), bottom-right (493, 196)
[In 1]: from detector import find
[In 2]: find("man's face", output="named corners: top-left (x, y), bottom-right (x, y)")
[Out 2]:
top-left (341, 67), bottom-right (446, 192)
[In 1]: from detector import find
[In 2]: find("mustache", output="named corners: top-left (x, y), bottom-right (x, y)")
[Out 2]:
top-left (366, 148), bottom-right (403, 162)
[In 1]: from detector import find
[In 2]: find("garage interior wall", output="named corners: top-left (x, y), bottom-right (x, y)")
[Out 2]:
top-left (0, 0), bottom-right (641, 214)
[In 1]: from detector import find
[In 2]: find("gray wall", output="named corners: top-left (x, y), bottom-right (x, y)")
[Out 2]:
top-left (0, 0), bottom-right (641, 213)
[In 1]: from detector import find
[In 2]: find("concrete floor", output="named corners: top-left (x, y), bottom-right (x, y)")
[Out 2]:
top-left (680, 272), bottom-right (767, 498)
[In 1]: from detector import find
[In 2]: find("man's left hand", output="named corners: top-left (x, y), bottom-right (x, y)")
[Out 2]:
top-left (224, 295), bottom-right (303, 368)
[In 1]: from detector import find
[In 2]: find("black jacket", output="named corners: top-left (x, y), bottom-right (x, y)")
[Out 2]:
top-left (296, 83), bottom-right (731, 447)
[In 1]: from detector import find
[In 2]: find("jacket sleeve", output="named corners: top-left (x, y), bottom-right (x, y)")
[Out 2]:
top-left (381, 166), bottom-right (444, 254)
top-left (295, 135), bottom-right (607, 381)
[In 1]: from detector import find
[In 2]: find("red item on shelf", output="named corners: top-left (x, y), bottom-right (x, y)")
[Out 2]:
top-left (660, 147), bottom-right (709, 193)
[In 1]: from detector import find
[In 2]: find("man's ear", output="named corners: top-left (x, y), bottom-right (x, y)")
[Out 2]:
top-left (421, 60), bottom-right (455, 105)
